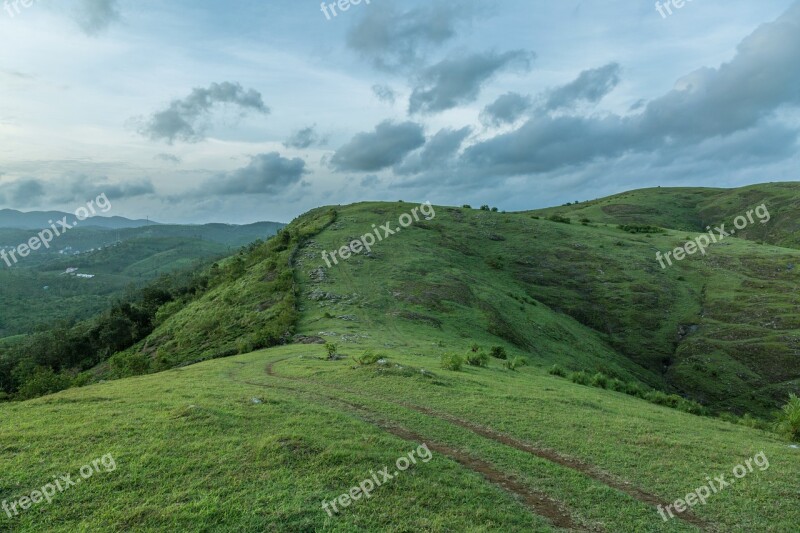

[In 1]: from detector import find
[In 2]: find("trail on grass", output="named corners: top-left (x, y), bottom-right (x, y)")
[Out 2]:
top-left (263, 358), bottom-right (715, 532)
top-left (230, 358), bottom-right (590, 531)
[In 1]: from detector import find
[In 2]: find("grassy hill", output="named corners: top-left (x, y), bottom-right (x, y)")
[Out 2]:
top-left (1, 186), bottom-right (799, 531)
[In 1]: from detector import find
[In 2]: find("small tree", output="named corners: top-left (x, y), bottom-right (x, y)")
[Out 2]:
top-left (325, 343), bottom-right (338, 360)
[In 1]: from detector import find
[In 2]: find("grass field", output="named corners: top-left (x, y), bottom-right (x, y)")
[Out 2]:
top-left (2, 186), bottom-right (799, 531)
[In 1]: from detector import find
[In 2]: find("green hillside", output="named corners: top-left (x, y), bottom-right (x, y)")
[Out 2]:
top-left (1, 186), bottom-right (799, 531)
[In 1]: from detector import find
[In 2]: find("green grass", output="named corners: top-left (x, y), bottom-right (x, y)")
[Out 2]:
top-left (2, 186), bottom-right (800, 531)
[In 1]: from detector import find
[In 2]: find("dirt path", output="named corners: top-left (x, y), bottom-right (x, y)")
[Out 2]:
top-left (263, 358), bottom-right (715, 532)
top-left (235, 358), bottom-right (592, 531)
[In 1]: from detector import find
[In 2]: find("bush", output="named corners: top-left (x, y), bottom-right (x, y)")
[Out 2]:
top-left (462, 204), bottom-right (472, 209)
top-left (325, 343), bottom-right (338, 359)
top-left (441, 353), bottom-right (464, 371)
top-left (775, 394), bottom-right (800, 442)
top-left (470, 343), bottom-right (480, 352)
top-left (16, 367), bottom-right (72, 400)
top-left (108, 351), bottom-right (152, 378)
top-left (569, 371), bottom-right (591, 385)
top-left (490, 346), bottom-right (507, 360)
top-left (608, 378), bottom-right (627, 392)
top-left (466, 351), bottom-right (489, 368)
top-left (591, 372), bottom-right (609, 389)
top-left (355, 350), bottom-right (382, 366)
top-left (480, 205), bottom-right (490, 211)
top-left (504, 356), bottom-right (526, 371)
top-left (548, 364), bottom-right (567, 377)
top-left (548, 214), bottom-right (571, 224)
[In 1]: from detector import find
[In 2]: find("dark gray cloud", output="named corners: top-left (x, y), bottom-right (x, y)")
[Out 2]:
top-left (75, 0), bottom-right (121, 36)
top-left (481, 92), bottom-right (532, 126)
top-left (346, 2), bottom-right (477, 70)
top-left (360, 174), bottom-right (382, 188)
top-left (283, 125), bottom-right (326, 149)
top-left (154, 153), bottom-right (181, 164)
top-left (0, 175), bottom-right (154, 207)
top-left (459, 4), bottom-right (800, 179)
top-left (138, 82), bottom-right (269, 144)
top-left (395, 127), bottom-right (472, 175)
top-left (331, 121), bottom-right (426, 172)
top-left (409, 50), bottom-right (534, 115)
top-left (198, 153), bottom-right (307, 196)
top-left (372, 84), bottom-right (397, 105)
top-left (545, 63), bottom-right (621, 111)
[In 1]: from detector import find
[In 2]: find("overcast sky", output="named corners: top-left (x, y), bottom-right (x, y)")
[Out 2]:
top-left (0, 0), bottom-right (798, 223)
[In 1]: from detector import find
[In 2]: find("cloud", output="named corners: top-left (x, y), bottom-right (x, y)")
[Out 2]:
top-left (372, 84), bottom-right (397, 105)
top-left (409, 50), bottom-right (534, 115)
top-left (138, 82), bottom-right (269, 144)
top-left (346, 1), bottom-right (477, 70)
top-left (395, 127), bottom-right (472, 175)
top-left (360, 174), bottom-right (382, 187)
top-left (459, 3), bottom-right (800, 178)
top-left (0, 175), bottom-right (155, 207)
top-left (74, 0), bottom-right (121, 36)
top-left (331, 120), bottom-right (426, 172)
top-left (545, 63), bottom-right (621, 111)
top-left (196, 153), bottom-right (307, 196)
top-left (283, 125), bottom-right (326, 149)
top-left (154, 153), bottom-right (182, 164)
top-left (481, 92), bottom-right (532, 126)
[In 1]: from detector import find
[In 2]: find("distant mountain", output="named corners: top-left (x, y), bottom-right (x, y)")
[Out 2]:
top-left (0, 209), bottom-right (157, 229)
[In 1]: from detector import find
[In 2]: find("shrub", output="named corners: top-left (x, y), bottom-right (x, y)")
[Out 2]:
top-left (470, 343), bottom-right (480, 352)
top-left (608, 378), bottom-right (627, 392)
top-left (775, 394), bottom-right (800, 442)
top-left (325, 343), bottom-right (338, 359)
top-left (16, 367), bottom-right (72, 400)
top-left (490, 346), bottom-right (507, 360)
top-left (591, 372), bottom-right (609, 389)
top-left (548, 364), bottom-right (567, 377)
top-left (491, 207), bottom-right (499, 212)
top-left (441, 353), bottom-right (464, 371)
top-left (462, 204), bottom-right (472, 209)
top-left (569, 371), bottom-right (591, 385)
top-left (108, 351), bottom-right (152, 378)
top-left (466, 351), bottom-right (490, 368)
top-left (504, 356), bottom-right (526, 370)
top-left (355, 350), bottom-right (382, 366)
top-left (480, 205), bottom-right (490, 211)
top-left (548, 214), bottom-right (571, 224)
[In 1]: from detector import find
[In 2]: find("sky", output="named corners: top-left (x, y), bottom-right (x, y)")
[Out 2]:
top-left (0, 0), bottom-right (798, 224)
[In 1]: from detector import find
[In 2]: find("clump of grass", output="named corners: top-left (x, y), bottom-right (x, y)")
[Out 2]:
top-left (441, 353), bottom-right (464, 371)
top-left (504, 356), bottom-right (526, 371)
top-left (355, 350), bottom-right (383, 366)
top-left (775, 394), bottom-right (800, 442)
top-left (548, 364), bottom-right (567, 377)
top-left (569, 371), bottom-right (591, 385)
top-left (466, 350), bottom-right (490, 367)
top-left (490, 346), bottom-right (507, 360)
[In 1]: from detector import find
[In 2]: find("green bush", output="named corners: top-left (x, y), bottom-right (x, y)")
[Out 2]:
top-left (325, 343), bottom-right (338, 359)
top-left (569, 371), bottom-right (591, 385)
top-left (108, 351), bottom-right (152, 378)
top-left (591, 372), bottom-right (609, 389)
top-left (548, 364), bottom-right (567, 377)
top-left (548, 214), bottom-right (571, 224)
top-left (466, 351), bottom-right (490, 368)
top-left (355, 350), bottom-right (383, 366)
top-left (16, 367), bottom-right (72, 400)
top-left (504, 356), bottom-right (526, 371)
top-left (775, 394), bottom-right (800, 442)
top-left (441, 353), bottom-right (464, 371)
top-left (490, 346), bottom-right (508, 360)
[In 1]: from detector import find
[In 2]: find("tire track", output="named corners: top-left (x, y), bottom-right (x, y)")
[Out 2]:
top-left (265, 358), bottom-right (715, 532)
top-left (231, 358), bottom-right (591, 531)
